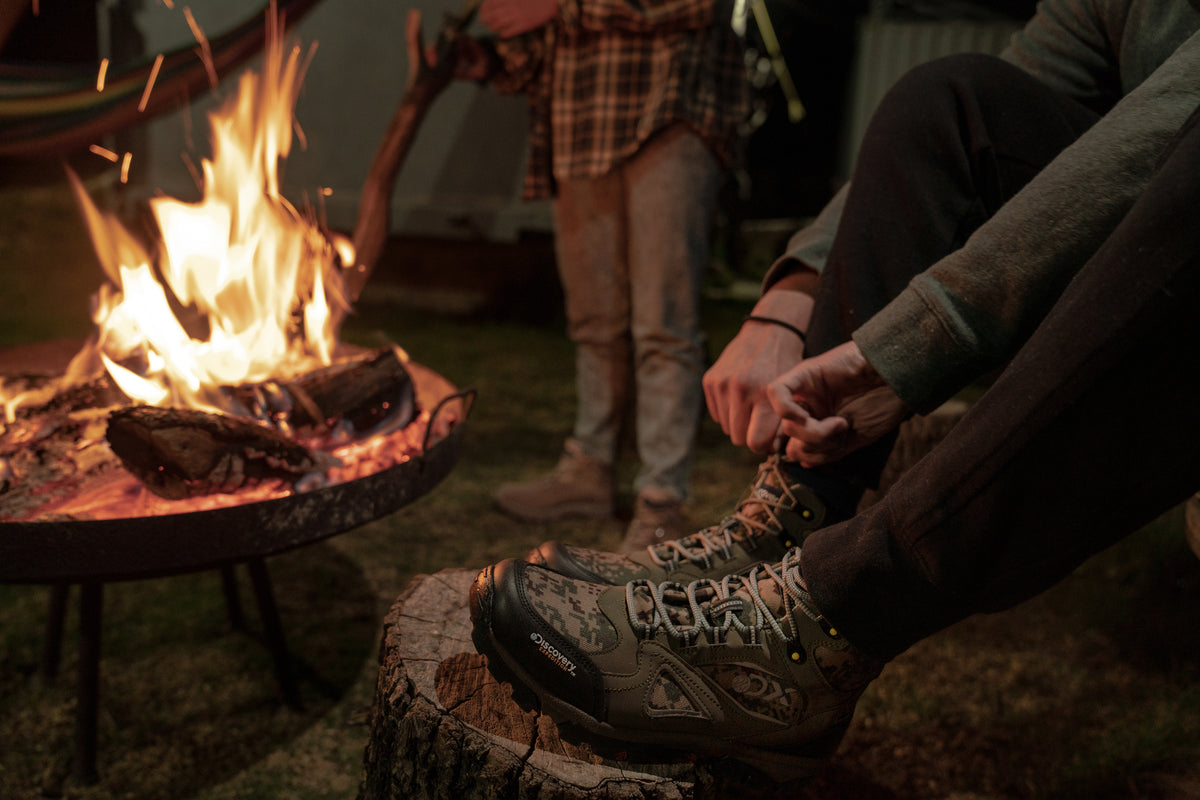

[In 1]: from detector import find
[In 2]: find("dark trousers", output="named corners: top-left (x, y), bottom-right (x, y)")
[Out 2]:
top-left (797, 54), bottom-right (1101, 508)
top-left (800, 54), bottom-right (1200, 658)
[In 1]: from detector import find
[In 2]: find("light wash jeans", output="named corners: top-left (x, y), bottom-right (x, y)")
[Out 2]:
top-left (552, 123), bottom-right (721, 503)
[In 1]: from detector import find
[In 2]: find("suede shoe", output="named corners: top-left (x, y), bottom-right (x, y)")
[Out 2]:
top-left (469, 546), bottom-right (880, 783)
top-left (618, 491), bottom-right (688, 555)
top-left (494, 438), bottom-right (615, 521)
top-left (527, 454), bottom-right (829, 585)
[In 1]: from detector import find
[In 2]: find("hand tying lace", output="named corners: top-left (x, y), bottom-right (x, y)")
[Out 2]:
top-left (626, 548), bottom-right (826, 647)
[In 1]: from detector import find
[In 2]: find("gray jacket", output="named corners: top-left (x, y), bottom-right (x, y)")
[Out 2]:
top-left (768, 0), bottom-right (1200, 412)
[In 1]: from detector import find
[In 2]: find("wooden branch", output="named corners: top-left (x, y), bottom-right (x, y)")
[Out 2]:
top-left (340, 2), bottom-right (478, 322)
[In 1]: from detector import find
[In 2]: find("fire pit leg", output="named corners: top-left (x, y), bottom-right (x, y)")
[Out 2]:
top-left (41, 582), bottom-right (70, 678)
top-left (220, 565), bottom-right (248, 632)
top-left (73, 581), bottom-right (102, 785)
top-left (246, 558), bottom-right (303, 710)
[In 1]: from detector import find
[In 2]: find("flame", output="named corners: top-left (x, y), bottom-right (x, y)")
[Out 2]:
top-left (66, 12), bottom-right (352, 415)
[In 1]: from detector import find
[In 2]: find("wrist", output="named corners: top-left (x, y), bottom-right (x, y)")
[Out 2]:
top-left (751, 289), bottom-right (815, 332)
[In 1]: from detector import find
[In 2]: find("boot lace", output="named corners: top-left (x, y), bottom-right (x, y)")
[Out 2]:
top-left (626, 547), bottom-right (825, 647)
top-left (646, 455), bottom-right (803, 569)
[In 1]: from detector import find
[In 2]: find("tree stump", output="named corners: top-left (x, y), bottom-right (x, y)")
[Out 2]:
top-left (359, 569), bottom-right (800, 800)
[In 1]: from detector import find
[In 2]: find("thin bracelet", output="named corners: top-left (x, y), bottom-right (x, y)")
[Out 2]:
top-left (742, 314), bottom-right (806, 342)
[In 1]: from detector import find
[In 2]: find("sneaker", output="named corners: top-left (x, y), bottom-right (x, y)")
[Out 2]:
top-left (468, 547), bottom-right (881, 783)
top-left (618, 491), bottom-right (688, 555)
top-left (527, 454), bottom-right (829, 585)
top-left (494, 438), bottom-right (615, 521)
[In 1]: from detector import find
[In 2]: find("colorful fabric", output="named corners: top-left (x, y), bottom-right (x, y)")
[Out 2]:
top-left (0, 0), bottom-right (323, 158)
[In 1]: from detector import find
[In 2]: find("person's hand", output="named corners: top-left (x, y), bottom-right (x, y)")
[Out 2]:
top-left (704, 319), bottom-right (806, 453)
top-left (413, 10), bottom-right (493, 84)
top-left (480, 0), bottom-right (559, 37)
top-left (704, 288), bottom-right (813, 453)
top-left (434, 34), bottom-right (494, 82)
top-left (767, 340), bottom-right (909, 467)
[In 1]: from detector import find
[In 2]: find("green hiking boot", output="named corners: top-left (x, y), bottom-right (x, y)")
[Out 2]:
top-left (527, 454), bottom-right (830, 585)
top-left (468, 546), bottom-right (881, 783)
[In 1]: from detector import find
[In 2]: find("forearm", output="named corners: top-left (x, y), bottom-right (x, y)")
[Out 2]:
top-left (762, 182), bottom-right (847, 290)
top-left (856, 28), bottom-right (1200, 413)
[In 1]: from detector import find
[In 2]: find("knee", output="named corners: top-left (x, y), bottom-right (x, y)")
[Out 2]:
top-left (884, 52), bottom-right (1011, 111)
top-left (857, 52), bottom-right (1017, 157)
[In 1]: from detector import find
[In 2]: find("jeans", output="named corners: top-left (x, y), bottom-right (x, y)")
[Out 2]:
top-left (801, 55), bottom-right (1200, 659)
top-left (552, 123), bottom-right (721, 502)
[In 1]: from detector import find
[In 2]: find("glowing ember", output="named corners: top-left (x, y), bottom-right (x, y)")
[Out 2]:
top-left (63, 9), bottom-right (355, 416)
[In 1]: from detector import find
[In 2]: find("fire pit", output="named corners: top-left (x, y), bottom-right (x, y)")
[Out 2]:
top-left (0, 338), bottom-right (471, 784)
top-left (0, 5), bottom-right (477, 782)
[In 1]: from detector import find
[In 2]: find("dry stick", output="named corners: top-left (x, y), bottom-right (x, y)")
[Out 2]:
top-left (340, 2), bottom-right (479, 327)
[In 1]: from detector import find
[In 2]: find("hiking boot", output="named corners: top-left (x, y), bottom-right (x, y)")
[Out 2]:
top-left (618, 491), bottom-right (688, 555)
top-left (527, 454), bottom-right (829, 585)
top-left (494, 438), bottom-right (615, 521)
top-left (468, 546), bottom-right (881, 783)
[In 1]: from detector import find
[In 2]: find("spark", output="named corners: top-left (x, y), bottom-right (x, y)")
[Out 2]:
top-left (96, 58), bottom-right (109, 91)
top-left (138, 53), bottom-right (164, 112)
top-left (159, 0), bottom-right (175, 7)
top-left (181, 151), bottom-right (203, 192)
top-left (184, 7), bottom-right (218, 89)
top-left (120, 152), bottom-right (133, 184)
top-left (89, 144), bottom-right (120, 163)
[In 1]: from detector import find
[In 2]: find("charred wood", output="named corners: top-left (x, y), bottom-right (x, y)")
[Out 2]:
top-left (233, 346), bottom-right (417, 439)
top-left (106, 405), bottom-right (339, 500)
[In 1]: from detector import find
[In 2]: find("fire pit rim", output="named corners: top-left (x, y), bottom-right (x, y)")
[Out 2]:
top-left (0, 360), bottom-right (469, 585)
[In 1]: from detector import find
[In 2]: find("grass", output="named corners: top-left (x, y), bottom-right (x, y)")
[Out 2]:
top-left (1, 174), bottom-right (1199, 799)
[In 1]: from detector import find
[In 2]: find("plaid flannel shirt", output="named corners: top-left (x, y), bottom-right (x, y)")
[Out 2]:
top-left (491, 0), bottom-right (751, 200)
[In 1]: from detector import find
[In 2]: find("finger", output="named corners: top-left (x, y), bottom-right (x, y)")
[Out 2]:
top-left (745, 403), bottom-right (783, 454)
top-left (779, 413), bottom-right (849, 446)
top-left (702, 380), bottom-right (728, 435)
top-left (785, 436), bottom-right (828, 467)
top-left (766, 378), bottom-right (816, 424)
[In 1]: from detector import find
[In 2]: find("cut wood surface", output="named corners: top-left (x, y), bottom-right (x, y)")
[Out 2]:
top-left (360, 569), bottom-right (798, 800)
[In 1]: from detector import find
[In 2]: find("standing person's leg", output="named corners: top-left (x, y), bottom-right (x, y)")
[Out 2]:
top-left (622, 124), bottom-right (723, 550)
top-left (804, 102), bottom-right (1200, 660)
top-left (797, 53), bottom-right (1102, 510)
top-left (492, 174), bottom-right (629, 522)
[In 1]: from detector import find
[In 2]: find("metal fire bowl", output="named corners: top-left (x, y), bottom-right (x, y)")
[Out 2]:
top-left (0, 356), bottom-right (470, 585)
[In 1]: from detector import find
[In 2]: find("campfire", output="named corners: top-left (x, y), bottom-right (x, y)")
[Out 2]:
top-left (0, 7), bottom-right (446, 524)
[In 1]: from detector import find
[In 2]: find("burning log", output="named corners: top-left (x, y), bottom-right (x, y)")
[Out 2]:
top-left (235, 346), bottom-right (418, 438)
top-left (106, 405), bottom-right (339, 500)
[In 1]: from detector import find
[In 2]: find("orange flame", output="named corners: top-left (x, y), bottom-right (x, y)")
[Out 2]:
top-left (67, 15), bottom-right (354, 415)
